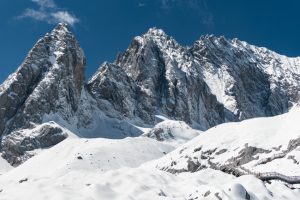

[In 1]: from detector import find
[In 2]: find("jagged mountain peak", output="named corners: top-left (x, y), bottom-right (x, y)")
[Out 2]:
top-left (104, 28), bottom-right (300, 128)
top-left (0, 24), bottom-right (86, 137)
top-left (53, 22), bottom-right (70, 32)
top-left (2, 24), bottom-right (300, 161)
top-left (130, 27), bottom-right (181, 52)
top-left (194, 34), bottom-right (234, 50)
top-left (146, 27), bottom-right (167, 37)
top-left (49, 23), bottom-right (79, 48)
top-left (1, 24), bottom-right (300, 200)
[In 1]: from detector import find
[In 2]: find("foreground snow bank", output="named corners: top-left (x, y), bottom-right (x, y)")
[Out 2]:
top-left (0, 109), bottom-right (300, 199)
top-left (0, 163), bottom-right (299, 200)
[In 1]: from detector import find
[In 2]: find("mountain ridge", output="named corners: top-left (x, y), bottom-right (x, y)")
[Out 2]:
top-left (0, 24), bottom-right (300, 165)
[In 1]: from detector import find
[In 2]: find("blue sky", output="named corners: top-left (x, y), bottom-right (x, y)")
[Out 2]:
top-left (1, 0), bottom-right (300, 83)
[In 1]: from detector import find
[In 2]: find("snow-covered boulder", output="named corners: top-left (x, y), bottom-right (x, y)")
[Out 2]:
top-left (144, 120), bottom-right (200, 145)
top-left (1, 122), bottom-right (68, 166)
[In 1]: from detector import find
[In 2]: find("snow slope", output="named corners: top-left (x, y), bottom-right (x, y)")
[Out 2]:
top-left (0, 109), bottom-right (300, 199)
top-left (0, 137), bottom-right (174, 199)
top-left (0, 157), bottom-right (12, 175)
top-left (156, 107), bottom-right (300, 176)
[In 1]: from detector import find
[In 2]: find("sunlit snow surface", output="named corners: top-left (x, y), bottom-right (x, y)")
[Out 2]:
top-left (0, 108), bottom-right (300, 199)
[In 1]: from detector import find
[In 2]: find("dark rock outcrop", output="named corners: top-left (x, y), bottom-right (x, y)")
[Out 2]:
top-left (1, 122), bottom-right (68, 166)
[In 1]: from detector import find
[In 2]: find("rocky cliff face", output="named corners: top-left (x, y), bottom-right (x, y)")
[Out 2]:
top-left (89, 28), bottom-right (227, 129)
top-left (191, 35), bottom-right (300, 120)
top-left (89, 28), bottom-right (300, 129)
top-left (0, 23), bottom-right (86, 137)
top-left (3, 25), bottom-right (299, 136)
top-left (0, 23), bottom-right (93, 163)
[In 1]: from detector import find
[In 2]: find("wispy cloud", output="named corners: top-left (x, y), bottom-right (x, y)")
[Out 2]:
top-left (138, 2), bottom-right (146, 7)
top-left (162, 0), bottom-right (213, 24)
top-left (51, 11), bottom-right (79, 25)
top-left (31, 0), bottom-right (56, 9)
top-left (141, 0), bottom-right (213, 26)
top-left (18, 0), bottom-right (79, 26)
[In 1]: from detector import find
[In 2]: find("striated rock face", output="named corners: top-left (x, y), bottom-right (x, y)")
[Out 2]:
top-left (2, 25), bottom-right (299, 136)
top-left (0, 23), bottom-right (86, 136)
top-left (89, 28), bottom-right (227, 129)
top-left (88, 62), bottom-right (140, 121)
top-left (89, 28), bottom-right (300, 129)
top-left (1, 122), bottom-right (68, 166)
top-left (191, 35), bottom-right (300, 120)
top-left (0, 23), bottom-right (92, 165)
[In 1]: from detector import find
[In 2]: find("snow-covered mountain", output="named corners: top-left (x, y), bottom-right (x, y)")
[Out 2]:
top-left (0, 24), bottom-right (300, 199)
top-left (89, 27), bottom-right (300, 130)
top-left (0, 24), bottom-right (87, 135)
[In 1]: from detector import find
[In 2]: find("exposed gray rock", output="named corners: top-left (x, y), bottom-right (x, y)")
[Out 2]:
top-left (204, 190), bottom-right (210, 197)
top-left (286, 137), bottom-right (300, 152)
top-left (229, 144), bottom-right (271, 166)
top-left (215, 149), bottom-right (227, 155)
top-left (191, 35), bottom-right (300, 120)
top-left (89, 28), bottom-right (300, 130)
top-left (287, 155), bottom-right (299, 164)
top-left (1, 122), bottom-right (68, 166)
top-left (89, 28), bottom-right (226, 129)
top-left (87, 62), bottom-right (145, 122)
top-left (0, 23), bottom-right (86, 137)
top-left (187, 158), bottom-right (202, 172)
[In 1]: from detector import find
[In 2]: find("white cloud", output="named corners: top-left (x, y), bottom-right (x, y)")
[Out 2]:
top-left (51, 11), bottom-right (79, 25)
top-left (18, 0), bottom-right (79, 26)
top-left (20, 8), bottom-right (48, 21)
top-left (31, 0), bottom-right (56, 9)
top-left (159, 0), bottom-right (213, 25)
top-left (138, 2), bottom-right (146, 7)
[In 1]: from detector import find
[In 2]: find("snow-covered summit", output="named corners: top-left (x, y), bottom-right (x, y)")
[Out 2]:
top-left (192, 35), bottom-right (300, 119)
top-left (147, 27), bottom-right (166, 35)
top-left (0, 23), bottom-right (91, 165)
top-left (52, 22), bottom-right (71, 34)
top-left (91, 29), bottom-right (300, 129)
top-left (1, 25), bottom-right (300, 166)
